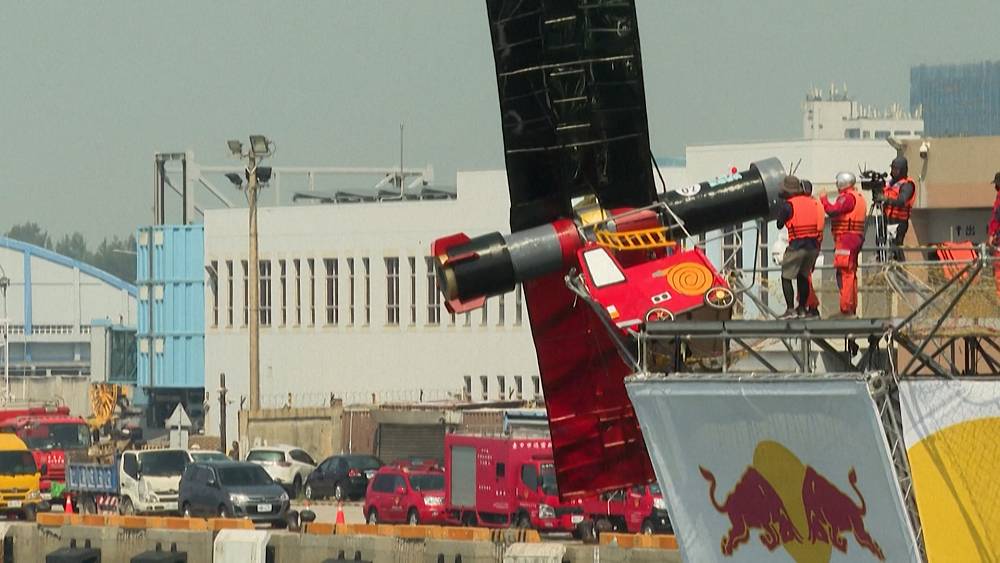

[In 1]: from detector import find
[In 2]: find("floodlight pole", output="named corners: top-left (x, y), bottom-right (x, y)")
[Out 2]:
top-left (248, 150), bottom-right (261, 412)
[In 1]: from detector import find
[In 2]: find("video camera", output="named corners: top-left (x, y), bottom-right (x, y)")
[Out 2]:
top-left (859, 170), bottom-right (888, 195)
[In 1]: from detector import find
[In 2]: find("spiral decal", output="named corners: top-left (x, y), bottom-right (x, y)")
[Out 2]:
top-left (664, 263), bottom-right (714, 296)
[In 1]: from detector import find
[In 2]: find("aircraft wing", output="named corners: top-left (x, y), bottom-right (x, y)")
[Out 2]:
top-left (486, 0), bottom-right (657, 231)
top-left (523, 271), bottom-right (655, 499)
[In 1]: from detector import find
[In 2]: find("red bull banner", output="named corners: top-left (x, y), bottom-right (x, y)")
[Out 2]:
top-left (900, 379), bottom-right (1000, 562)
top-left (626, 377), bottom-right (920, 562)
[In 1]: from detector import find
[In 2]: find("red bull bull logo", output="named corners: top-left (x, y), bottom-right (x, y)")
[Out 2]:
top-left (700, 440), bottom-right (885, 562)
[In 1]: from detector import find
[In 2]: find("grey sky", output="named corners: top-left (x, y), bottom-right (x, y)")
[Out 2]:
top-left (1, 1), bottom-right (997, 240)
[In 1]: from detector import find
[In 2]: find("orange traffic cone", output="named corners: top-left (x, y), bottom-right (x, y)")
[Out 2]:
top-left (64, 494), bottom-right (73, 514)
top-left (335, 501), bottom-right (345, 524)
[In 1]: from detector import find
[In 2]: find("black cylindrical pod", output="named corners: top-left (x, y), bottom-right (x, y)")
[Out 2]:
top-left (658, 158), bottom-right (785, 236)
top-left (438, 231), bottom-right (517, 302)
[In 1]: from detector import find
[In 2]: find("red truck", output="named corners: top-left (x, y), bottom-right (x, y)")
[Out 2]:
top-left (0, 406), bottom-right (92, 503)
top-left (443, 434), bottom-right (583, 533)
top-left (580, 483), bottom-right (672, 535)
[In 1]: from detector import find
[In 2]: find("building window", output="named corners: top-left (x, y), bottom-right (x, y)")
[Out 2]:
top-left (497, 294), bottom-right (505, 326)
top-left (226, 261), bottom-right (234, 327)
top-left (259, 260), bottom-right (272, 326)
top-left (293, 259), bottom-right (301, 325)
top-left (324, 258), bottom-right (338, 325)
top-left (408, 257), bottom-right (417, 325)
top-left (464, 312), bottom-right (471, 327)
top-left (514, 376), bottom-right (523, 400)
top-left (874, 130), bottom-right (891, 139)
top-left (480, 375), bottom-right (488, 402)
top-left (515, 284), bottom-right (523, 326)
top-left (532, 376), bottom-right (540, 397)
top-left (279, 260), bottom-right (287, 326)
top-left (481, 298), bottom-right (488, 326)
top-left (425, 257), bottom-right (440, 325)
top-left (463, 376), bottom-right (472, 401)
top-left (209, 261), bottom-right (218, 327)
top-left (894, 130), bottom-right (910, 137)
top-left (241, 260), bottom-right (249, 326)
top-left (844, 128), bottom-right (861, 139)
top-left (386, 257), bottom-right (399, 326)
top-left (308, 258), bottom-right (316, 326)
top-left (347, 258), bottom-right (356, 325)
top-left (362, 257), bottom-right (371, 325)
top-left (497, 376), bottom-right (506, 400)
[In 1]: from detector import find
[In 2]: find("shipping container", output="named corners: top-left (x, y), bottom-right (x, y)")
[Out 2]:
top-left (136, 225), bottom-right (205, 390)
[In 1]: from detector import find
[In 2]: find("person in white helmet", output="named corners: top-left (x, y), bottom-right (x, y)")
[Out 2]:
top-left (822, 172), bottom-right (867, 317)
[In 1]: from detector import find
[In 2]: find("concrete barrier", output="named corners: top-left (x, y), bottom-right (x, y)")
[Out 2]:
top-left (423, 538), bottom-right (501, 563)
top-left (5, 522), bottom-right (215, 563)
top-left (599, 533), bottom-right (678, 550)
top-left (268, 532), bottom-right (400, 563)
top-left (3, 520), bottom-right (682, 563)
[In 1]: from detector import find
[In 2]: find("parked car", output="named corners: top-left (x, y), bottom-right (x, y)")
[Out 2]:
top-left (363, 464), bottom-right (446, 525)
top-left (245, 445), bottom-right (316, 497)
top-left (304, 454), bottom-right (382, 501)
top-left (179, 462), bottom-right (289, 527)
top-left (188, 450), bottom-right (231, 463)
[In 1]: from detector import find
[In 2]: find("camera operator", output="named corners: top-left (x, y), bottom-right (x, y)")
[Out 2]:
top-left (989, 172), bottom-right (1000, 299)
top-left (876, 156), bottom-right (916, 261)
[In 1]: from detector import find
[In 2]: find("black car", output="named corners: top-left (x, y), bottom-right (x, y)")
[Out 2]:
top-left (304, 454), bottom-right (383, 501)
top-left (179, 462), bottom-right (290, 527)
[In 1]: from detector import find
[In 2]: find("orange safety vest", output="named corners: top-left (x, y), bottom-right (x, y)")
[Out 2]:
top-left (884, 177), bottom-right (916, 221)
top-left (831, 188), bottom-right (867, 236)
top-left (787, 195), bottom-right (823, 241)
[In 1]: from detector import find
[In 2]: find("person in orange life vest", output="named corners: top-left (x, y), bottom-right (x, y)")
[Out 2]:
top-left (775, 176), bottom-right (824, 319)
top-left (823, 172), bottom-right (867, 318)
top-left (988, 172), bottom-right (1000, 299)
top-left (801, 180), bottom-right (822, 317)
top-left (877, 156), bottom-right (915, 261)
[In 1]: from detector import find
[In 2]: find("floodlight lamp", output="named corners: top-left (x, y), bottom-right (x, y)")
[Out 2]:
top-left (227, 139), bottom-right (244, 156)
top-left (225, 172), bottom-right (243, 187)
top-left (255, 166), bottom-right (273, 184)
top-left (249, 135), bottom-right (270, 156)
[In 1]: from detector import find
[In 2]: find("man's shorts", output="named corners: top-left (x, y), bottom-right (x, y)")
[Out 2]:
top-left (782, 246), bottom-right (819, 280)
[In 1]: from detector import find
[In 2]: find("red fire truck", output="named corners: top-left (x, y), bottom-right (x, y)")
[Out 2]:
top-left (579, 482), bottom-right (672, 535)
top-left (443, 434), bottom-right (583, 533)
top-left (0, 406), bottom-right (92, 503)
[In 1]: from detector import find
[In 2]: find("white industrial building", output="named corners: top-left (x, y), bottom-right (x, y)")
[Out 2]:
top-left (203, 172), bottom-right (542, 436)
top-left (802, 85), bottom-right (923, 141)
top-left (0, 237), bottom-right (137, 381)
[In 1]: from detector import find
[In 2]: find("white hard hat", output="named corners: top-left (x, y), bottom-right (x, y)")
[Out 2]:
top-left (835, 172), bottom-right (856, 190)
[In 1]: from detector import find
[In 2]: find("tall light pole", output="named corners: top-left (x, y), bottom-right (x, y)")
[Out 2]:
top-left (0, 272), bottom-right (9, 404)
top-left (227, 136), bottom-right (272, 413)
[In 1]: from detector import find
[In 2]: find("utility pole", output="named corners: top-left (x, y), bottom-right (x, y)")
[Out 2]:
top-left (248, 149), bottom-right (260, 412)
top-left (226, 136), bottom-right (271, 415)
top-left (218, 372), bottom-right (228, 453)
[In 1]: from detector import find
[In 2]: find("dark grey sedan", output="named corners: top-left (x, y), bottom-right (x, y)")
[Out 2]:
top-left (179, 462), bottom-right (290, 527)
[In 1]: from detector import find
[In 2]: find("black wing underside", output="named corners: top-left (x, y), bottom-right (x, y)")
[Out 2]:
top-left (486, 0), bottom-right (657, 231)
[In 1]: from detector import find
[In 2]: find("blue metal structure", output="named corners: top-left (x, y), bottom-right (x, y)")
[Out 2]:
top-left (911, 61), bottom-right (1000, 137)
top-left (0, 236), bottom-right (138, 337)
top-left (136, 225), bottom-right (205, 390)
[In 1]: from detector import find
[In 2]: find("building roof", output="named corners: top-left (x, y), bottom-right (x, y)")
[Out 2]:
top-left (0, 236), bottom-right (137, 296)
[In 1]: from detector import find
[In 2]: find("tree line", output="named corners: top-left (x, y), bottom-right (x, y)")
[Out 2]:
top-left (4, 222), bottom-right (137, 284)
